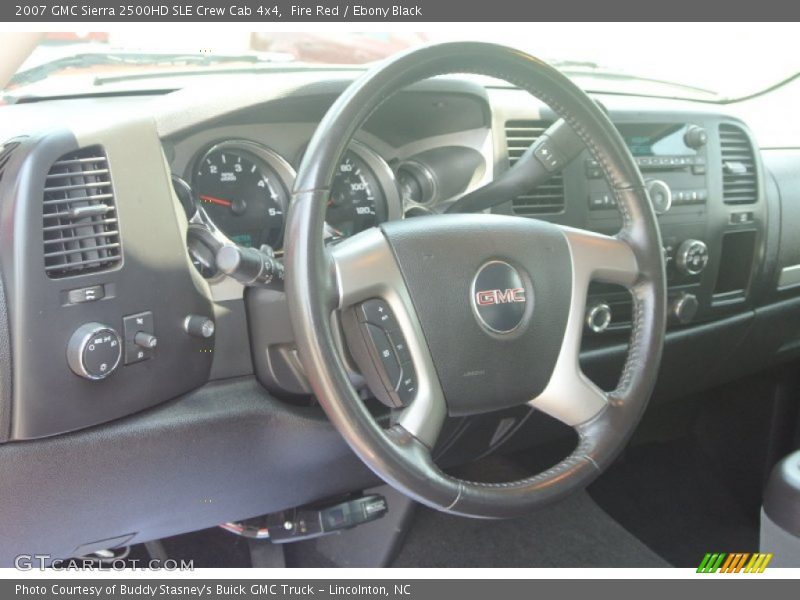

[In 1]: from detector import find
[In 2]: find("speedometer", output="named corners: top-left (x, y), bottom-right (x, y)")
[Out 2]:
top-left (194, 141), bottom-right (292, 249)
top-left (326, 150), bottom-right (387, 239)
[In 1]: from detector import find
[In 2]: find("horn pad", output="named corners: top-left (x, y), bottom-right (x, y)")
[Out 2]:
top-left (381, 213), bottom-right (573, 416)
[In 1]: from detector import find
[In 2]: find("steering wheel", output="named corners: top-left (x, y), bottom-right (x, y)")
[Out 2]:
top-left (285, 42), bottom-right (666, 518)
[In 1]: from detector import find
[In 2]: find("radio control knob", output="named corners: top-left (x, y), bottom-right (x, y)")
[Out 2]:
top-left (645, 179), bottom-right (672, 214)
top-left (684, 125), bottom-right (708, 149)
top-left (671, 293), bottom-right (699, 325)
top-left (675, 239), bottom-right (709, 276)
top-left (586, 302), bottom-right (612, 333)
top-left (67, 323), bottom-right (122, 380)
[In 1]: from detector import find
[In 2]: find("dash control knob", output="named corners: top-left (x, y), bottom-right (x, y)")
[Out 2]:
top-left (134, 332), bottom-right (158, 349)
top-left (675, 239), bottom-right (709, 276)
top-left (684, 125), bottom-right (708, 149)
top-left (586, 302), bottom-right (612, 333)
top-left (67, 322), bottom-right (122, 380)
top-left (645, 179), bottom-right (672, 214)
top-left (184, 315), bottom-right (215, 338)
top-left (671, 293), bottom-right (700, 325)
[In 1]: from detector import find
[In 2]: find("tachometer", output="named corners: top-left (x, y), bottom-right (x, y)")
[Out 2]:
top-left (194, 142), bottom-right (292, 249)
top-left (326, 150), bottom-right (387, 239)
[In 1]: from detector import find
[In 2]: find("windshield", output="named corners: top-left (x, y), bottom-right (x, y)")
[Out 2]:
top-left (5, 25), bottom-right (800, 102)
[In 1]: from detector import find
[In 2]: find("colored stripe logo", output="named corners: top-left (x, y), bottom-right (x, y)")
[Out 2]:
top-left (697, 552), bottom-right (773, 573)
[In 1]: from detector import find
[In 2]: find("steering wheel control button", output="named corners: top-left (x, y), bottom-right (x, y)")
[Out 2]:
top-left (122, 311), bottom-right (155, 365)
top-left (184, 314), bottom-right (215, 338)
top-left (388, 331), bottom-right (412, 364)
top-left (365, 324), bottom-right (403, 389)
top-left (67, 323), bottom-right (122, 380)
top-left (471, 261), bottom-right (529, 335)
top-left (397, 371), bottom-right (418, 404)
top-left (533, 139), bottom-right (564, 172)
top-left (357, 298), bottom-right (399, 330)
top-left (66, 284), bottom-right (105, 304)
top-left (345, 299), bottom-right (418, 408)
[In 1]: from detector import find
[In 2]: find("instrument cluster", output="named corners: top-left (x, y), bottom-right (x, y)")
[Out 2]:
top-left (176, 139), bottom-right (401, 279)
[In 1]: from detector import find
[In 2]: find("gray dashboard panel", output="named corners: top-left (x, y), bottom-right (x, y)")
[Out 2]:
top-left (0, 377), bottom-right (376, 566)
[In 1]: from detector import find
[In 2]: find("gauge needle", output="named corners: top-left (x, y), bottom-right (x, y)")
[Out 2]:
top-left (199, 194), bottom-right (233, 207)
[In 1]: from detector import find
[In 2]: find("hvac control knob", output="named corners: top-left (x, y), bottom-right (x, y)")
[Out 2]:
top-left (645, 179), bottom-right (672, 214)
top-left (671, 293), bottom-right (699, 325)
top-left (684, 125), bottom-right (708, 149)
top-left (67, 323), bottom-right (122, 380)
top-left (675, 239), bottom-right (709, 276)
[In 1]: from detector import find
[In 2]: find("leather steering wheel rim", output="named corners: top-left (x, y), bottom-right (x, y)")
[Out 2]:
top-left (285, 42), bottom-right (667, 518)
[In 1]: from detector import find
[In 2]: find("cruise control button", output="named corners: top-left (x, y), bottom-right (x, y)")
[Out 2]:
top-left (357, 299), bottom-right (399, 331)
top-left (365, 323), bottom-right (402, 389)
top-left (534, 140), bottom-right (563, 172)
top-left (397, 369), bottom-right (418, 404)
top-left (388, 331), bottom-right (412, 364)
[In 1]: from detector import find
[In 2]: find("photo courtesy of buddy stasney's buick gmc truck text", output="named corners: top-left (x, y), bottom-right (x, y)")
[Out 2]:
top-left (15, 584), bottom-right (397, 596)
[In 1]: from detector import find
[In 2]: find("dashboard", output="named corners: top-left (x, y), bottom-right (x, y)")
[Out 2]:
top-left (2, 69), bottom-right (800, 563)
top-left (0, 74), bottom-right (793, 439)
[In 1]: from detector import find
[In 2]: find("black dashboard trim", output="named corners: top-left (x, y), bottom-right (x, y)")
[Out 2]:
top-left (0, 376), bottom-right (377, 565)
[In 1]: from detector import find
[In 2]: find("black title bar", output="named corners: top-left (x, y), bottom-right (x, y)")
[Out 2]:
top-left (4, 0), bottom-right (800, 21)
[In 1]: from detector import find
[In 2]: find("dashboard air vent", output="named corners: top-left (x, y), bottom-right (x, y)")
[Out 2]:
top-left (720, 124), bottom-right (758, 205)
top-left (505, 120), bottom-right (565, 215)
top-left (0, 139), bottom-right (23, 183)
top-left (42, 146), bottom-right (121, 278)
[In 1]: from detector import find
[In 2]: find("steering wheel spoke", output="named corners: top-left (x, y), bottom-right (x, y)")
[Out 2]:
top-left (330, 229), bottom-right (446, 448)
top-left (529, 226), bottom-right (640, 426)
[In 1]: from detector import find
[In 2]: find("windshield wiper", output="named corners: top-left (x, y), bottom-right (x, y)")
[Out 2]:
top-left (8, 50), bottom-right (293, 88)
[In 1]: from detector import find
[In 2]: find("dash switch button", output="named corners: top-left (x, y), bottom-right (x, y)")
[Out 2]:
top-left (67, 285), bottom-right (104, 304)
top-left (123, 311), bottom-right (155, 365)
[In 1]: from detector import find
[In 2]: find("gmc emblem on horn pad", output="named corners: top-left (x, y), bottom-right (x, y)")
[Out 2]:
top-left (471, 261), bottom-right (530, 334)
